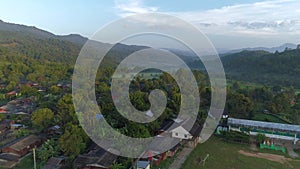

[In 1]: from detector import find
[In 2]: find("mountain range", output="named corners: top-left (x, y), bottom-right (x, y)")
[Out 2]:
top-left (0, 19), bottom-right (87, 46)
top-left (222, 43), bottom-right (298, 54)
top-left (1, 19), bottom-right (300, 87)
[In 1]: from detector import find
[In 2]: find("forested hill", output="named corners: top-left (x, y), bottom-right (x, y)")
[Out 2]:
top-left (0, 20), bottom-right (84, 63)
top-left (0, 19), bottom-right (88, 45)
top-left (0, 20), bottom-right (149, 65)
top-left (2, 19), bottom-right (300, 88)
top-left (221, 48), bottom-right (300, 87)
top-left (0, 20), bottom-right (141, 87)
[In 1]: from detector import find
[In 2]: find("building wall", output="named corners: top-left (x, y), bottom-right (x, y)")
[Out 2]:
top-left (2, 147), bottom-right (27, 156)
top-left (229, 125), bottom-right (299, 143)
top-left (137, 165), bottom-right (150, 169)
top-left (171, 126), bottom-right (192, 140)
top-left (2, 140), bottom-right (42, 156)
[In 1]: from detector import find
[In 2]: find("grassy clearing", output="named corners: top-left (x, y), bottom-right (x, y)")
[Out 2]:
top-left (227, 80), bottom-right (262, 89)
top-left (14, 153), bottom-right (43, 169)
top-left (182, 136), bottom-right (300, 169)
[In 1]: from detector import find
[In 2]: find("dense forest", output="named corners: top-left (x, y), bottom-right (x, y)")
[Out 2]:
top-left (221, 47), bottom-right (300, 87)
top-left (189, 46), bottom-right (300, 87)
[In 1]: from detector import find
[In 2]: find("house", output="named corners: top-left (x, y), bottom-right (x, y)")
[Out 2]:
top-left (73, 146), bottom-right (119, 169)
top-left (157, 120), bottom-right (174, 135)
top-left (0, 153), bottom-right (20, 168)
top-left (15, 111), bottom-right (29, 116)
top-left (169, 119), bottom-right (201, 138)
top-left (0, 107), bottom-right (8, 113)
top-left (0, 124), bottom-right (9, 134)
top-left (137, 160), bottom-right (150, 169)
top-left (0, 119), bottom-right (14, 134)
top-left (185, 122), bottom-right (203, 147)
top-left (170, 125), bottom-right (192, 139)
top-left (46, 125), bottom-right (62, 136)
top-left (42, 157), bottom-right (66, 169)
top-left (10, 124), bottom-right (25, 130)
top-left (166, 118), bottom-right (202, 147)
top-left (141, 136), bottom-right (181, 166)
top-left (38, 89), bottom-right (46, 92)
top-left (168, 143), bottom-right (181, 157)
top-left (2, 135), bottom-right (42, 156)
top-left (6, 91), bottom-right (17, 96)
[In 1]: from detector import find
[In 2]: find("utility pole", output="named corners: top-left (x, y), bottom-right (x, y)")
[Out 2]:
top-left (198, 154), bottom-right (209, 167)
top-left (33, 146), bottom-right (37, 169)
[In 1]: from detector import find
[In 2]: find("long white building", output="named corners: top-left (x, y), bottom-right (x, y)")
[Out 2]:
top-left (227, 118), bottom-right (300, 144)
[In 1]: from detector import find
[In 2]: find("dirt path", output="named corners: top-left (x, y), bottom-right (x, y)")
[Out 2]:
top-left (168, 146), bottom-right (193, 169)
top-left (238, 150), bottom-right (296, 168)
top-left (287, 146), bottom-right (299, 158)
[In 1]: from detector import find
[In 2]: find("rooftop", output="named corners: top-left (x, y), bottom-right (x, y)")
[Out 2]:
top-left (137, 160), bottom-right (150, 168)
top-left (147, 136), bottom-right (181, 155)
top-left (228, 118), bottom-right (300, 133)
top-left (42, 157), bottom-right (65, 169)
top-left (8, 135), bottom-right (41, 151)
top-left (73, 146), bottom-right (119, 168)
top-left (167, 118), bottom-right (202, 137)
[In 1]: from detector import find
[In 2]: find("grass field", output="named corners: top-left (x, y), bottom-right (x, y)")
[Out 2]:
top-left (181, 136), bottom-right (300, 169)
top-left (13, 153), bottom-right (44, 169)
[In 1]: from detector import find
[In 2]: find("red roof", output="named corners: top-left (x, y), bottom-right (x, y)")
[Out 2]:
top-left (6, 91), bottom-right (16, 95)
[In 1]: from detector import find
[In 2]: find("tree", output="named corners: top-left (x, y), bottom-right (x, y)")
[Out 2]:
top-left (59, 124), bottom-right (89, 158)
top-left (111, 162), bottom-right (126, 169)
top-left (124, 122), bottom-right (151, 138)
top-left (20, 85), bottom-right (38, 96)
top-left (269, 92), bottom-right (290, 114)
top-left (232, 81), bottom-right (241, 91)
top-left (38, 139), bottom-right (60, 164)
top-left (48, 85), bottom-right (61, 95)
top-left (0, 114), bottom-right (5, 121)
top-left (31, 108), bottom-right (54, 130)
top-left (57, 94), bottom-right (77, 125)
top-left (129, 91), bottom-right (149, 111)
top-left (6, 80), bottom-right (17, 91)
top-left (226, 92), bottom-right (253, 118)
top-left (255, 133), bottom-right (266, 144)
top-left (16, 129), bottom-right (32, 138)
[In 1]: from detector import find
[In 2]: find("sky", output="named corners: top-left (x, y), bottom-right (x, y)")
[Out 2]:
top-left (0, 0), bottom-right (299, 49)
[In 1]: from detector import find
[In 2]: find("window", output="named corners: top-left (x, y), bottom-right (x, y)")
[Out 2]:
top-left (184, 134), bottom-right (188, 138)
top-left (175, 133), bottom-right (178, 136)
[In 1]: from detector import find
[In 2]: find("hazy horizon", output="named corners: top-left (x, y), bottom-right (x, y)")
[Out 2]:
top-left (1, 0), bottom-right (300, 49)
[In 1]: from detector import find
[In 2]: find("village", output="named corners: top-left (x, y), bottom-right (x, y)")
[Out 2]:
top-left (0, 79), bottom-right (300, 169)
top-left (0, 74), bottom-right (205, 169)
top-left (0, 81), bottom-right (71, 168)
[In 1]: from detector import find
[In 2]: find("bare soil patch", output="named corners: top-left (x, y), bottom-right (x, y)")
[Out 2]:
top-left (238, 150), bottom-right (291, 165)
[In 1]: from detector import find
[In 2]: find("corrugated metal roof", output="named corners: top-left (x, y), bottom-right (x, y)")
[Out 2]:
top-left (228, 118), bottom-right (300, 133)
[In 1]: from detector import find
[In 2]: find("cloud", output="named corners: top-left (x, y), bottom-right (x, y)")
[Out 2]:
top-left (114, 0), bottom-right (300, 37)
top-left (113, 0), bottom-right (300, 48)
top-left (114, 0), bottom-right (158, 17)
top-left (173, 0), bottom-right (300, 36)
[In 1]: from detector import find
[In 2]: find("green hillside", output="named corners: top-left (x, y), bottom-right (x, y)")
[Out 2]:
top-left (221, 48), bottom-right (300, 87)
